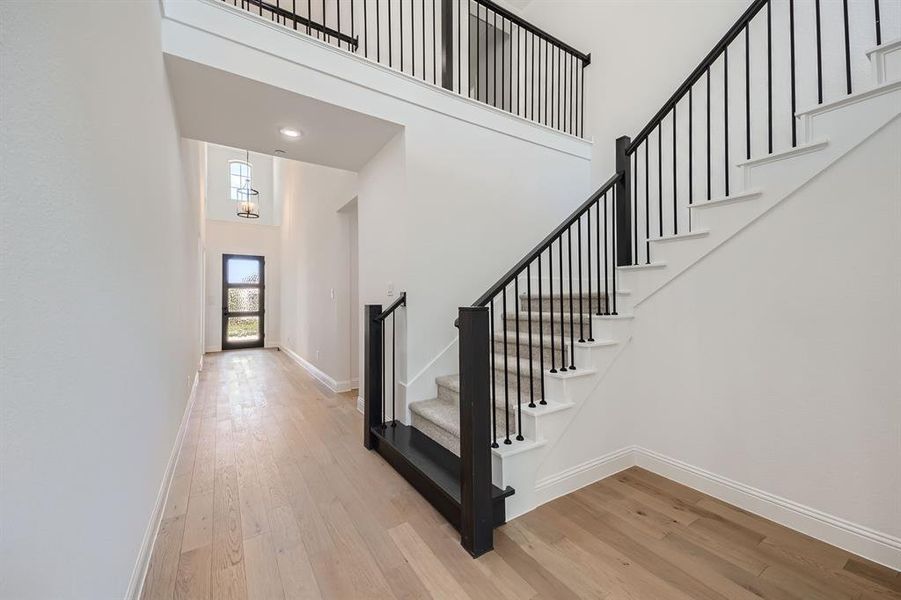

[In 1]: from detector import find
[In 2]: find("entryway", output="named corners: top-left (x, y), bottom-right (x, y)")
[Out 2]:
top-left (221, 254), bottom-right (265, 350)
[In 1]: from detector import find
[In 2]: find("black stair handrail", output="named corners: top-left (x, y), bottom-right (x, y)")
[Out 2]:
top-left (626, 0), bottom-right (768, 155)
top-left (472, 171), bottom-right (622, 308)
top-left (238, 0), bottom-right (359, 47)
top-left (375, 291), bottom-right (407, 321)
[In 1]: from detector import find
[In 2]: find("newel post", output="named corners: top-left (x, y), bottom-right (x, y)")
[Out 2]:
top-left (363, 304), bottom-right (383, 450)
top-left (615, 135), bottom-right (633, 266)
top-left (457, 306), bottom-right (493, 557)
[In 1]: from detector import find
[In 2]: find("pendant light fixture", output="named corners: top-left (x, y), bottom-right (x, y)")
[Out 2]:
top-left (236, 149), bottom-right (260, 219)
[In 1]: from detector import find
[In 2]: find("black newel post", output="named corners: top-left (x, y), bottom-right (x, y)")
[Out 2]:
top-left (457, 306), bottom-right (493, 557)
top-left (441, 0), bottom-right (454, 91)
top-left (615, 135), bottom-right (633, 266)
top-left (363, 304), bottom-right (383, 449)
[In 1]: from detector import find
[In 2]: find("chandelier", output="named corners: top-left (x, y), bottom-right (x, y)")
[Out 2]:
top-left (236, 150), bottom-right (260, 219)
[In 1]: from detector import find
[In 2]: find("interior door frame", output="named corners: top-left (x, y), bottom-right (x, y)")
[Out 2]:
top-left (221, 253), bottom-right (265, 351)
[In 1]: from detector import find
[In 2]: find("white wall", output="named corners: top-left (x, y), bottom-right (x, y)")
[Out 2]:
top-left (278, 157), bottom-right (359, 389)
top-left (204, 220), bottom-right (282, 351)
top-left (0, 2), bottom-right (204, 598)
top-left (205, 143), bottom-right (280, 225)
top-left (632, 118), bottom-right (901, 546)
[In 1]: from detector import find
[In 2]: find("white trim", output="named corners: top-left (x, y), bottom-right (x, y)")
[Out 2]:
top-left (530, 445), bottom-right (901, 570)
top-left (795, 79), bottom-right (901, 119)
top-left (533, 446), bottom-right (636, 506)
top-left (357, 396), bottom-right (365, 414)
top-left (736, 138), bottom-right (829, 168)
top-left (648, 229), bottom-right (710, 243)
top-left (633, 447), bottom-right (901, 570)
top-left (688, 188), bottom-right (763, 210)
top-left (281, 346), bottom-right (356, 392)
top-left (617, 262), bottom-right (667, 271)
top-left (127, 366), bottom-right (202, 600)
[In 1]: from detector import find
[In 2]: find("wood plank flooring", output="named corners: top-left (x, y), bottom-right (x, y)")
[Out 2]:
top-left (142, 349), bottom-right (900, 599)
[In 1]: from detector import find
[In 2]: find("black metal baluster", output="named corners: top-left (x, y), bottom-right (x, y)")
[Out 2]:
top-left (476, 2), bottom-right (480, 100)
top-left (548, 242), bottom-right (556, 372)
top-left (493, 11), bottom-right (498, 108)
top-left (432, 0), bottom-right (436, 84)
top-left (725, 46), bottom-right (730, 196)
top-left (392, 313), bottom-right (396, 424)
top-left (501, 17), bottom-right (506, 111)
top-left (603, 196), bottom-right (609, 314)
top-left (578, 217), bottom-right (584, 342)
top-left (689, 88), bottom-right (693, 231)
top-left (746, 24), bottom-right (751, 159)
top-left (706, 66), bottom-right (711, 200)
top-left (457, 0), bottom-right (461, 93)
top-left (586, 203), bottom-right (594, 340)
top-left (557, 47), bottom-right (561, 130)
top-left (657, 123), bottom-right (663, 237)
top-left (875, 0), bottom-right (882, 45)
top-left (567, 228), bottom-right (575, 370)
top-left (375, 0), bottom-right (380, 61)
top-left (580, 60), bottom-right (585, 137)
top-left (544, 39), bottom-right (549, 125)
top-left (527, 264), bottom-right (535, 408)
top-left (514, 277), bottom-right (523, 441)
top-left (815, 0), bottom-right (823, 103)
top-left (842, 0), bottom-right (851, 94)
top-left (634, 151), bottom-right (639, 253)
top-left (502, 286), bottom-right (511, 444)
top-left (350, 0), bottom-right (353, 46)
top-left (293, 0), bottom-right (298, 29)
top-left (380, 319), bottom-right (385, 426)
top-left (673, 105), bottom-right (678, 235)
top-left (531, 33), bottom-right (535, 121)
top-left (388, 0), bottom-right (393, 66)
top-left (558, 234), bottom-right (567, 371)
top-left (321, 0), bottom-right (325, 40)
top-left (645, 141), bottom-right (650, 263)
top-left (489, 297), bottom-right (498, 447)
top-left (307, 0), bottom-right (312, 35)
top-left (538, 253), bottom-right (546, 405)
top-left (570, 55), bottom-right (574, 134)
top-left (790, 0), bottom-right (797, 147)
top-left (400, 0), bottom-right (404, 72)
top-left (337, 0), bottom-right (341, 48)
top-left (767, 1), bottom-right (772, 153)
top-left (611, 188), bottom-right (618, 315)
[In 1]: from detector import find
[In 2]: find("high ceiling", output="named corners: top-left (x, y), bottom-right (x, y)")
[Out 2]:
top-left (165, 56), bottom-right (402, 171)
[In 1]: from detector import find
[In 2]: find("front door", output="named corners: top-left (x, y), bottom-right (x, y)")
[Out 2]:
top-left (222, 254), bottom-right (265, 350)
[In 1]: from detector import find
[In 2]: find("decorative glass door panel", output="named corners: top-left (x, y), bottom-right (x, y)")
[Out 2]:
top-left (222, 254), bottom-right (265, 350)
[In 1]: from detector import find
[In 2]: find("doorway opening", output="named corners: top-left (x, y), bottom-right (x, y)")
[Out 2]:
top-left (222, 254), bottom-right (265, 350)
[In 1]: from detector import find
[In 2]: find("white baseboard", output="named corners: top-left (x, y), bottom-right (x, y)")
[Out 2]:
top-left (530, 445), bottom-right (900, 570)
top-left (126, 365), bottom-right (201, 600)
top-left (633, 447), bottom-right (901, 570)
top-left (281, 346), bottom-right (356, 393)
top-left (357, 396), bottom-right (364, 414)
top-left (533, 446), bottom-right (635, 507)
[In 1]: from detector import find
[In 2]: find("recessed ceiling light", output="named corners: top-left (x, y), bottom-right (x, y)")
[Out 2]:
top-left (280, 127), bottom-right (302, 139)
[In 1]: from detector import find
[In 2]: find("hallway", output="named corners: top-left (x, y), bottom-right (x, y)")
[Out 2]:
top-left (142, 350), bottom-right (899, 600)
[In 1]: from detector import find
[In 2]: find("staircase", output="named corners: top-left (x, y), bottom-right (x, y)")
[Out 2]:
top-left (364, 0), bottom-right (901, 558)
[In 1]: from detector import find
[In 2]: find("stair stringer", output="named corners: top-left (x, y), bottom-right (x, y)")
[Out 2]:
top-left (491, 327), bottom-right (636, 518)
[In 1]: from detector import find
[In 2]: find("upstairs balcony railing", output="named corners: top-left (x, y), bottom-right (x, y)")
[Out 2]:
top-left (224, 0), bottom-right (591, 137)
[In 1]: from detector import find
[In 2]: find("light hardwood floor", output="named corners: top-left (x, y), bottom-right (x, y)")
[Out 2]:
top-left (142, 349), bottom-right (900, 600)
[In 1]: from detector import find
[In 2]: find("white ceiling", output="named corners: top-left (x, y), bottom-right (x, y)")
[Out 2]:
top-left (164, 56), bottom-right (402, 171)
